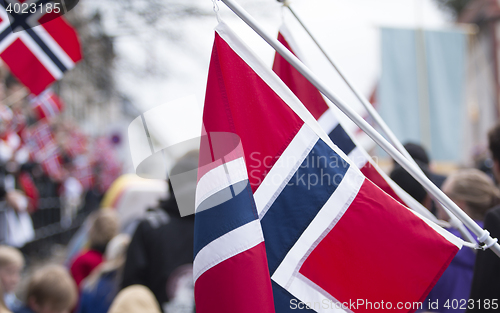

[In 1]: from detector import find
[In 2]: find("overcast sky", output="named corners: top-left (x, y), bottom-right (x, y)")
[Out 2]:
top-left (106, 0), bottom-right (450, 112)
top-left (87, 0), bottom-right (455, 169)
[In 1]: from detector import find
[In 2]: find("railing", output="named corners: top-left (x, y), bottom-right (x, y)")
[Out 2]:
top-left (21, 197), bottom-right (90, 259)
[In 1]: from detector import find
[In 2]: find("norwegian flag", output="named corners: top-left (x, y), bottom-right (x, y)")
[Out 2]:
top-left (272, 25), bottom-right (440, 222)
top-left (194, 22), bottom-right (462, 313)
top-left (22, 121), bottom-right (64, 179)
top-left (30, 89), bottom-right (64, 120)
top-left (0, 0), bottom-right (82, 95)
top-left (40, 148), bottom-right (64, 180)
top-left (64, 130), bottom-right (87, 158)
top-left (21, 120), bottom-right (53, 154)
top-left (71, 155), bottom-right (93, 190)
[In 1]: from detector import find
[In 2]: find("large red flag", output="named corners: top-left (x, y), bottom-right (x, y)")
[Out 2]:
top-left (194, 22), bottom-right (462, 313)
top-left (272, 25), bottom-right (437, 219)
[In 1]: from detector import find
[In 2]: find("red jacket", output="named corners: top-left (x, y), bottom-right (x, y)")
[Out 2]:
top-left (70, 249), bottom-right (104, 288)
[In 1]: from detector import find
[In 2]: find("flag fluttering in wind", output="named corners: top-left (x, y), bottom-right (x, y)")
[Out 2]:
top-left (0, 1), bottom-right (82, 95)
top-left (272, 25), bottom-right (436, 220)
top-left (194, 22), bottom-right (462, 313)
top-left (29, 89), bottom-right (64, 120)
top-left (22, 121), bottom-right (63, 180)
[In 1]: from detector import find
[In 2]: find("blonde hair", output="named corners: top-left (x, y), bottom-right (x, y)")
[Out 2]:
top-left (0, 245), bottom-right (24, 269)
top-left (443, 169), bottom-right (500, 221)
top-left (88, 210), bottom-right (119, 248)
top-left (27, 265), bottom-right (77, 311)
top-left (108, 285), bottom-right (161, 313)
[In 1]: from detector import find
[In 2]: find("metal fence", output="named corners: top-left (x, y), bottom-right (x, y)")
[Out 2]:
top-left (21, 197), bottom-right (89, 259)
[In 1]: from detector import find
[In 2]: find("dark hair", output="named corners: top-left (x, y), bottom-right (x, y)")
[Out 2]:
top-left (488, 124), bottom-right (500, 163)
top-left (390, 161), bottom-right (430, 205)
top-left (158, 182), bottom-right (194, 220)
top-left (403, 142), bottom-right (430, 165)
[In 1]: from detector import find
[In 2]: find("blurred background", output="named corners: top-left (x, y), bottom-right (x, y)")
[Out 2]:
top-left (1, 0), bottom-right (499, 311)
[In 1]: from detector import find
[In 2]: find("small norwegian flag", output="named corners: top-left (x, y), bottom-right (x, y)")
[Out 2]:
top-left (71, 156), bottom-right (93, 190)
top-left (30, 89), bottom-right (64, 120)
top-left (40, 149), bottom-right (64, 180)
top-left (21, 120), bottom-right (54, 154)
top-left (0, 0), bottom-right (82, 95)
top-left (22, 120), bottom-right (64, 180)
top-left (64, 130), bottom-right (87, 158)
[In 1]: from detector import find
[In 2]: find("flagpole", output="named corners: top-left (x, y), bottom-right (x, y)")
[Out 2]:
top-left (219, 0), bottom-right (500, 256)
top-left (283, 3), bottom-right (415, 163)
top-left (281, 2), bottom-right (476, 244)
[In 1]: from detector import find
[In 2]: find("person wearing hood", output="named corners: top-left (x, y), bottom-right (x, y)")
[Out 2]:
top-left (120, 151), bottom-right (197, 312)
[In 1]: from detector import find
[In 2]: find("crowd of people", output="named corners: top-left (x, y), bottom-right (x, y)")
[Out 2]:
top-left (0, 151), bottom-right (197, 313)
top-left (0, 72), bottom-right (122, 247)
top-left (2, 80), bottom-right (500, 312)
top-left (388, 124), bottom-right (500, 313)
top-left (0, 206), bottom-right (192, 313)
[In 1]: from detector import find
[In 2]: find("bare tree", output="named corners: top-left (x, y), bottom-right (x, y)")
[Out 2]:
top-left (434, 0), bottom-right (472, 18)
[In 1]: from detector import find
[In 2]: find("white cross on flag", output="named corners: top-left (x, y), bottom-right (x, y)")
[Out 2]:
top-left (194, 22), bottom-right (464, 313)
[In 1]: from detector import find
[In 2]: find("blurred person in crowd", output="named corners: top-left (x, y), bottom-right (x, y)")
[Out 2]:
top-left (470, 145), bottom-right (496, 183)
top-left (0, 280), bottom-right (12, 313)
top-left (14, 265), bottom-right (77, 313)
top-left (108, 285), bottom-right (161, 313)
top-left (77, 234), bottom-right (130, 313)
top-left (467, 124), bottom-right (500, 312)
top-left (403, 142), bottom-right (447, 188)
top-left (397, 142), bottom-right (447, 216)
top-left (0, 144), bottom-right (35, 248)
top-left (0, 246), bottom-right (24, 311)
top-left (69, 210), bottom-right (119, 288)
top-left (121, 151), bottom-right (197, 312)
top-left (418, 169), bottom-right (499, 313)
top-left (390, 160), bottom-right (432, 210)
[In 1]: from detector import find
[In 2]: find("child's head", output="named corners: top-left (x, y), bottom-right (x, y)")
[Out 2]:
top-left (88, 210), bottom-right (119, 251)
top-left (0, 245), bottom-right (24, 294)
top-left (26, 265), bottom-right (77, 313)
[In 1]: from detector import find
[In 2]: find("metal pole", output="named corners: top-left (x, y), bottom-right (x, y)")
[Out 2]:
top-left (284, 5), bottom-right (415, 162)
top-left (220, 0), bottom-right (500, 256)
top-left (283, 3), bottom-right (476, 244)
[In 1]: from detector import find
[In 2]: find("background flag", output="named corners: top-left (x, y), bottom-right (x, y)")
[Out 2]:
top-left (273, 25), bottom-right (436, 221)
top-left (21, 121), bottom-right (63, 180)
top-left (194, 22), bottom-right (462, 313)
top-left (0, 0), bottom-right (82, 95)
top-left (30, 89), bottom-right (64, 120)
